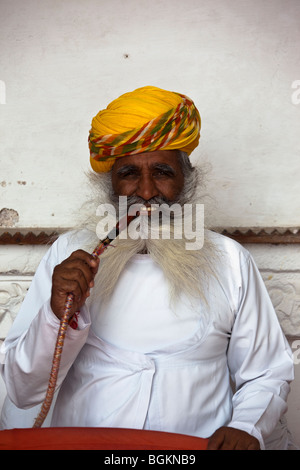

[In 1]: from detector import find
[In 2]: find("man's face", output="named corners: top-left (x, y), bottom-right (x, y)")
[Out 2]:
top-left (111, 150), bottom-right (185, 203)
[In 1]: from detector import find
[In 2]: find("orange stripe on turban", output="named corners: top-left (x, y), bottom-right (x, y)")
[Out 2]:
top-left (89, 86), bottom-right (201, 173)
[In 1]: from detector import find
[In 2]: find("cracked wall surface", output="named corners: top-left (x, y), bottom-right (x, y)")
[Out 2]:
top-left (0, 209), bottom-right (19, 227)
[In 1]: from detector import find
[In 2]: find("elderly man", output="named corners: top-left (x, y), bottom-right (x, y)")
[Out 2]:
top-left (0, 86), bottom-right (294, 450)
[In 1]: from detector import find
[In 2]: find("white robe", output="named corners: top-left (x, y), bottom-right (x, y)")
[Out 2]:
top-left (0, 230), bottom-right (294, 449)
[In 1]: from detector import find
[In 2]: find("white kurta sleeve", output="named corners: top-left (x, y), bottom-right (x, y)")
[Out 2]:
top-left (0, 233), bottom-right (91, 409)
top-left (227, 254), bottom-right (294, 449)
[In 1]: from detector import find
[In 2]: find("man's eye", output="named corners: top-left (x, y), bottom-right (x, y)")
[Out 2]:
top-left (118, 170), bottom-right (138, 178)
top-left (152, 164), bottom-right (176, 178)
top-left (153, 170), bottom-right (174, 178)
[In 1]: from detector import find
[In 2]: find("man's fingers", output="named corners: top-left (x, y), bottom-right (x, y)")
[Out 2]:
top-left (207, 427), bottom-right (260, 450)
top-left (54, 256), bottom-right (99, 293)
top-left (55, 275), bottom-right (89, 302)
top-left (51, 250), bottom-right (100, 319)
top-left (206, 428), bottom-right (225, 450)
top-left (61, 265), bottom-right (91, 294)
top-left (68, 250), bottom-right (100, 275)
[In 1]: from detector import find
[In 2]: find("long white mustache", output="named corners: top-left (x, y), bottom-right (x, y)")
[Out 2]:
top-left (95, 196), bottom-right (205, 251)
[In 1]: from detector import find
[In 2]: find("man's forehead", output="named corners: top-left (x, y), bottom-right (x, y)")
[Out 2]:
top-left (115, 161), bottom-right (177, 172)
top-left (112, 150), bottom-right (181, 171)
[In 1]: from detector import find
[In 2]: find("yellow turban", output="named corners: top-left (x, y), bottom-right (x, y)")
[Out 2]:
top-left (89, 86), bottom-right (201, 172)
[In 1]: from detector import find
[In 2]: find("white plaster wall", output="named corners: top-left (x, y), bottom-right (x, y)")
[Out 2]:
top-left (0, 0), bottom-right (299, 447)
top-left (0, 0), bottom-right (299, 229)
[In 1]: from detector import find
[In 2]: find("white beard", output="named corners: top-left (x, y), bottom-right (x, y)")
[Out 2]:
top-left (81, 164), bottom-right (218, 307)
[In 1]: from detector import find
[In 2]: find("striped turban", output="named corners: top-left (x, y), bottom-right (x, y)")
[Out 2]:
top-left (89, 86), bottom-right (201, 173)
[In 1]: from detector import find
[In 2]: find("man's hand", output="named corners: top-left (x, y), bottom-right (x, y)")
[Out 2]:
top-left (207, 426), bottom-right (260, 450)
top-left (51, 250), bottom-right (99, 320)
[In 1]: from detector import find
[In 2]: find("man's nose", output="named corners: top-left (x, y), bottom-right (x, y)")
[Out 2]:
top-left (135, 174), bottom-right (159, 201)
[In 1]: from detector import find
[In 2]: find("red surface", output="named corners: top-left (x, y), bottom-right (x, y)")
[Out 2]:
top-left (0, 427), bottom-right (208, 450)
